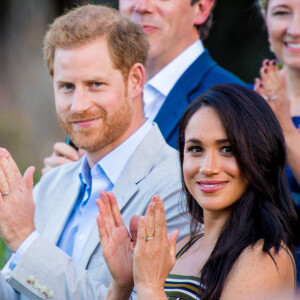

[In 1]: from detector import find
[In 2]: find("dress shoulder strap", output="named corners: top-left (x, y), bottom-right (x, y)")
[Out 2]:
top-left (176, 233), bottom-right (204, 259)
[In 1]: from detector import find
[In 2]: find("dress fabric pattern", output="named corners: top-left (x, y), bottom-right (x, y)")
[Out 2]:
top-left (165, 233), bottom-right (204, 300)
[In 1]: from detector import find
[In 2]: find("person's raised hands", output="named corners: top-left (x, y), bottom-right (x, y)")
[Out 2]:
top-left (42, 142), bottom-right (85, 174)
top-left (254, 59), bottom-right (290, 125)
top-left (0, 147), bottom-right (36, 252)
top-left (96, 190), bottom-right (137, 297)
top-left (133, 195), bottom-right (179, 300)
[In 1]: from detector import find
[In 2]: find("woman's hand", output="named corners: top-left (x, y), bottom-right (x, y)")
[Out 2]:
top-left (254, 60), bottom-right (300, 184)
top-left (96, 191), bottom-right (137, 298)
top-left (133, 195), bottom-right (179, 300)
top-left (254, 59), bottom-right (291, 126)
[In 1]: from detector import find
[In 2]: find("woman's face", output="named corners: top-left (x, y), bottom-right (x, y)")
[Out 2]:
top-left (182, 107), bottom-right (249, 216)
top-left (266, 0), bottom-right (300, 69)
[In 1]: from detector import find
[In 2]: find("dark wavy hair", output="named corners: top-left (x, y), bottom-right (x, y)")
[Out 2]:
top-left (178, 84), bottom-right (299, 300)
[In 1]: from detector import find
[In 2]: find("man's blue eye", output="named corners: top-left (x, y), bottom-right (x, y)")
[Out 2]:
top-left (65, 84), bottom-right (73, 89)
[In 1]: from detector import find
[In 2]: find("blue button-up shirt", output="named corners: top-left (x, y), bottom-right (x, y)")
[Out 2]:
top-left (56, 120), bottom-right (153, 265)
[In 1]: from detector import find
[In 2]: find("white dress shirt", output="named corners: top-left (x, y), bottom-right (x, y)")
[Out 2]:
top-left (143, 40), bottom-right (204, 121)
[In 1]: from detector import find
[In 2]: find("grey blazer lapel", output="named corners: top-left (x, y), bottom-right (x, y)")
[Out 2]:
top-left (42, 166), bottom-right (82, 244)
top-left (79, 124), bottom-right (165, 268)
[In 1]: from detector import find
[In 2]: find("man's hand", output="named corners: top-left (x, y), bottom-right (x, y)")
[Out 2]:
top-left (42, 142), bottom-right (85, 174)
top-left (0, 148), bottom-right (36, 252)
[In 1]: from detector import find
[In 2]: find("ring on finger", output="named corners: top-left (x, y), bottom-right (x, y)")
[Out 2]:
top-left (264, 95), bottom-right (276, 101)
top-left (1, 192), bottom-right (9, 196)
top-left (145, 234), bottom-right (154, 241)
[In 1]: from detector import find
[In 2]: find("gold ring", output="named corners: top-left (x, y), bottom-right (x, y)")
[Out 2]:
top-left (145, 234), bottom-right (154, 241)
top-left (1, 192), bottom-right (9, 196)
top-left (264, 95), bottom-right (276, 101)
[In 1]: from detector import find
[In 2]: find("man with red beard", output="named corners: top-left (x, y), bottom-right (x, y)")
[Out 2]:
top-left (0, 5), bottom-right (189, 300)
top-left (42, 0), bottom-right (246, 173)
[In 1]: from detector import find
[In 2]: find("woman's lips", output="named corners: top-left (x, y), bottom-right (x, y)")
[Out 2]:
top-left (284, 42), bottom-right (300, 53)
top-left (197, 181), bottom-right (228, 193)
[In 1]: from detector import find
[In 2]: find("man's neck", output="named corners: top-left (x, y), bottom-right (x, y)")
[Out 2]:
top-left (146, 38), bottom-right (200, 80)
top-left (86, 116), bottom-right (146, 168)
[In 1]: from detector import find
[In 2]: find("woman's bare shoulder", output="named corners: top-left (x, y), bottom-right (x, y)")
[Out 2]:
top-left (221, 240), bottom-right (295, 300)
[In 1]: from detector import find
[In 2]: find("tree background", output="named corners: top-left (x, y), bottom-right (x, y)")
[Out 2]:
top-left (0, 0), bottom-right (273, 265)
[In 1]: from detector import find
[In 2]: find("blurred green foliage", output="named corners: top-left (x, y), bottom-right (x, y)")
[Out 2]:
top-left (0, 239), bottom-right (9, 269)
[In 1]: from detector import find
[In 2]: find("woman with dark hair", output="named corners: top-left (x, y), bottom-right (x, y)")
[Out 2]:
top-left (97, 84), bottom-right (299, 299)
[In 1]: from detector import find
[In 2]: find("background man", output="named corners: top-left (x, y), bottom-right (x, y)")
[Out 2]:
top-left (42, 0), bottom-right (245, 173)
top-left (0, 5), bottom-right (188, 299)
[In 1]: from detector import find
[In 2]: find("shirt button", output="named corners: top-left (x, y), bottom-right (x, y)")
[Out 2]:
top-left (79, 234), bottom-right (85, 241)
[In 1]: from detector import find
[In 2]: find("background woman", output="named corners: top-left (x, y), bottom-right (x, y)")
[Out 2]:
top-left (255, 0), bottom-right (300, 204)
top-left (97, 84), bottom-right (299, 299)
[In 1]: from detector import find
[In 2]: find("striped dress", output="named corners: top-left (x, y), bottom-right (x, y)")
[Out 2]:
top-left (164, 233), bottom-right (204, 300)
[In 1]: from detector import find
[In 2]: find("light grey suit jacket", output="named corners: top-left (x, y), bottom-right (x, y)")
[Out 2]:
top-left (0, 124), bottom-right (189, 300)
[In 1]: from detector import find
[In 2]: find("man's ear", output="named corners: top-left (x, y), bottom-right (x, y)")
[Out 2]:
top-left (128, 63), bottom-right (146, 99)
top-left (193, 0), bottom-right (215, 26)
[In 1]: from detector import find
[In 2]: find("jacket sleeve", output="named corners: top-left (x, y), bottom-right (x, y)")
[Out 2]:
top-left (8, 235), bottom-right (109, 300)
top-left (0, 271), bottom-right (20, 300)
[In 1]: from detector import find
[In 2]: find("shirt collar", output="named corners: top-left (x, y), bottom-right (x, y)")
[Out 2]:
top-left (79, 120), bottom-right (153, 186)
top-left (145, 40), bottom-right (204, 98)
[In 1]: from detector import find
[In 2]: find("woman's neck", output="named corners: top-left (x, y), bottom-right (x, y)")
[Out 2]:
top-left (202, 209), bottom-right (231, 246)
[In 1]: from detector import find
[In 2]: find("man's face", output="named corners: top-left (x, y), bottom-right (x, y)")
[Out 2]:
top-left (53, 38), bottom-right (133, 154)
top-left (119, 0), bottom-right (202, 68)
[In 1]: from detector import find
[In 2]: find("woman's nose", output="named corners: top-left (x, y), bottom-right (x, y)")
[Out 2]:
top-left (199, 152), bottom-right (219, 176)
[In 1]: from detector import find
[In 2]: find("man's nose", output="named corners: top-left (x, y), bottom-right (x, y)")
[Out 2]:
top-left (133, 0), bottom-right (155, 14)
top-left (70, 88), bottom-right (91, 114)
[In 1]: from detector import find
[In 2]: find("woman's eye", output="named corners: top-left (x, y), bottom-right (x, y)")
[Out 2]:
top-left (221, 146), bottom-right (232, 153)
top-left (272, 10), bottom-right (289, 16)
top-left (187, 146), bottom-right (203, 153)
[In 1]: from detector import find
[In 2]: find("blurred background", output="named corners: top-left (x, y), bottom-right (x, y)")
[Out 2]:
top-left (0, 0), bottom-right (274, 266)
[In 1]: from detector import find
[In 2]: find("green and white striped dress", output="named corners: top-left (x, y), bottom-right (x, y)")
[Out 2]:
top-left (164, 233), bottom-right (204, 300)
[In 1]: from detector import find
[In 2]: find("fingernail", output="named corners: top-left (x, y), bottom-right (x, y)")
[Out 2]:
top-left (0, 148), bottom-right (9, 158)
top-left (272, 60), bottom-right (276, 66)
top-left (152, 195), bottom-right (159, 203)
top-left (266, 61), bottom-right (269, 66)
top-left (259, 83), bottom-right (263, 88)
top-left (264, 68), bottom-right (267, 73)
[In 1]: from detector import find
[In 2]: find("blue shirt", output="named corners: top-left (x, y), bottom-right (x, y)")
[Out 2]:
top-left (55, 119), bottom-right (153, 265)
